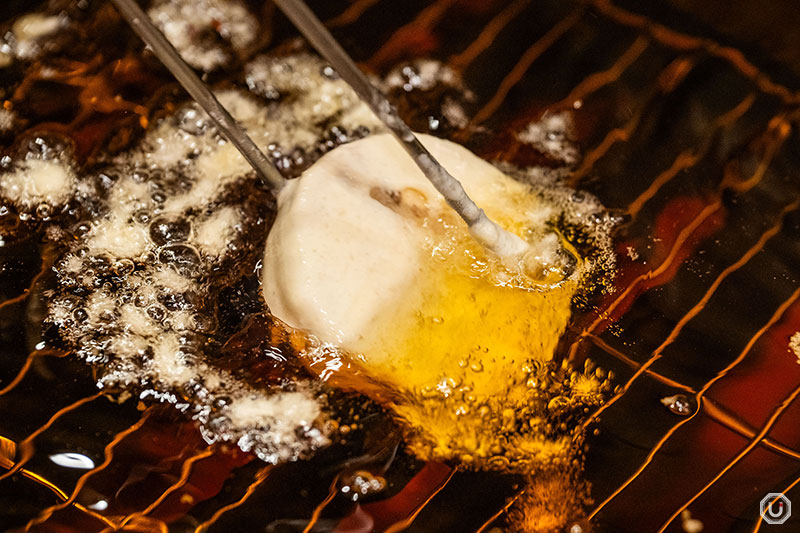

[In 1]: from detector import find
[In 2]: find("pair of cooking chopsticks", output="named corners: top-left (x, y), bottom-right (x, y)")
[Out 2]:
top-left (109, 0), bottom-right (527, 258)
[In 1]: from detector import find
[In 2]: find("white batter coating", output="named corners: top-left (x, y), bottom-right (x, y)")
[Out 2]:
top-left (262, 133), bottom-right (555, 349)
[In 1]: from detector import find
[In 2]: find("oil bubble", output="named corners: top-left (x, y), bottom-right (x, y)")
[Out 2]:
top-left (36, 203), bottom-right (52, 219)
top-left (158, 243), bottom-right (202, 276)
top-left (149, 217), bottom-right (192, 245)
top-left (338, 470), bottom-right (386, 501)
top-left (660, 394), bottom-right (695, 416)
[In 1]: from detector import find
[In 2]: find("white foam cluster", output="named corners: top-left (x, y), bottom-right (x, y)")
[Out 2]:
top-left (0, 158), bottom-right (76, 210)
top-left (44, 142), bottom-right (320, 461)
top-left (0, 45), bottom-right (615, 464)
top-left (0, 109), bottom-right (14, 131)
top-left (45, 153), bottom-right (327, 461)
top-left (2, 13), bottom-right (66, 62)
top-left (483, 159), bottom-right (617, 288)
top-left (517, 111), bottom-right (580, 165)
top-left (134, 55), bottom-right (383, 184)
top-left (37, 53), bottom-right (404, 463)
top-left (790, 332), bottom-right (800, 364)
top-left (384, 59), bottom-right (461, 92)
top-left (148, 0), bottom-right (258, 72)
top-left (217, 391), bottom-right (325, 463)
top-left (244, 53), bottom-right (384, 147)
top-left (194, 205), bottom-right (241, 257)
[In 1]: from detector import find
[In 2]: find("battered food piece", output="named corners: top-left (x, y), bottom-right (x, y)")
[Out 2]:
top-left (31, 56), bottom-right (478, 466)
top-left (263, 133), bottom-right (599, 467)
top-left (263, 133), bottom-right (573, 349)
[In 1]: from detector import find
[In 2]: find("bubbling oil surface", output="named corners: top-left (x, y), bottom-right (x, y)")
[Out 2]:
top-left (274, 134), bottom-right (617, 473)
top-left (2, 0), bottom-right (616, 493)
top-left (370, 240), bottom-right (589, 468)
top-left (0, 2), bottom-right (620, 530)
top-left (352, 195), bottom-right (579, 393)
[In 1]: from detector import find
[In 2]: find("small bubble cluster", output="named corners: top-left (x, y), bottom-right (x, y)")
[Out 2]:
top-left (509, 468), bottom-right (593, 533)
top-left (243, 53), bottom-right (384, 175)
top-left (387, 357), bottom-right (614, 473)
top-left (383, 59), bottom-right (473, 133)
top-left (147, 0), bottom-right (259, 72)
top-left (0, 50), bottom-right (477, 465)
top-left (1, 12), bottom-right (67, 63)
top-left (27, 51), bottom-right (419, 463)
top-left (503, 162), bottom-right (619, 297)
top-left (338, 470), bottom-right (387, 501)
top-left (384, 59), bottom-right (461, 93)
top-left (516, 111), bottom-right (581, 166)
top-left (661, 394), bottom-right (695, 416)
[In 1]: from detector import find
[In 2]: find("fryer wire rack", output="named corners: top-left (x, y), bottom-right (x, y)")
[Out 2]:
top-left (1, 0), bottom-right (800, 531)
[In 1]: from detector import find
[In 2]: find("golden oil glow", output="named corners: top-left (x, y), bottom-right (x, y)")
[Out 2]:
top-left (306, 200), bottom-right (607, 472)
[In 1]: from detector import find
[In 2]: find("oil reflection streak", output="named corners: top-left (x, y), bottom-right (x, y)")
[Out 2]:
top-left (587, 334), bottom-right (695, 393)
top-left (590, 0), bottom-right (800, 104)
top-left (449, 0), bottom-right (532, 72)
top-left (625, 92), bottom-right (756, 218)
top-left (326, 0), bottom-right (384, 28)
top-left (584, 198), bottom-right (800, 429)
top-left (474, 488), bottom-right (525, 533)
top-left (572, 199), bottom-right (724, 396)
top-left (112, 448), bottom-right (217, 529)
top-left (554, 35), bottom-right (650, 111)
top-left (302, 475), bottom-right (342, 533)
top-left (0, 349), bottom-right (68, 397)
top-left (587, 285), bottom-right (800, 521)
top-left (569, 56), bottom-right (697, 184)
top-left (470, 7), bottom-right (586, 126)
top-left (751, 474), bottom-right (800, 532)
top-left (657, 384), bottom-right (800, 532)
top-left (574, 110), bottom-right (794, 422)
top-left (0, 253), bottom-right (51, 312)
top-left (194, 466), bottom-right (272, 533)
top-left (366, 0), bottom-right (458, 71)
top-left (589, 334), bottom-right (800, 461)
top-left (23, 410), bottom-right (153, 531)
top-left (383, 467), bottom-right (455, 533)
top-left (0, 392), bottom-right (104, 482)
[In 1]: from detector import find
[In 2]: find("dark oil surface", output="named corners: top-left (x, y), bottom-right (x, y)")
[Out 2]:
top-left (1, 1), bottom-right (800, 532)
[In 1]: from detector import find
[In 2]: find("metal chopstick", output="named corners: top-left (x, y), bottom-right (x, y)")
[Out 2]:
top-left (110, 0), bottom-right (286, 192)
top-left (272, 0), bottom-right (528, 257)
